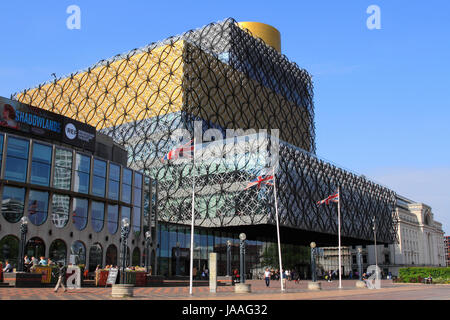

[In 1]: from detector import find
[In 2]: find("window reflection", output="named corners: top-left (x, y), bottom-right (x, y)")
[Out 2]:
top-left (30, 143), bottom-right (52, 186)
top-left (70, 240), bottom-right (86, 265)
top-left (1, 185), bottom-right (25, 223)
top-left (49, 239), bottom-right (67, 265)
top-left (28, 190), bottom-right (49, 226)
top-left (53, 148), bottom-right (72, 190)
top-left (92, 159), bottom-right (106, 197)
top-left (121, 168), bottom-right (132, 203)
top-left (91, 201), bottom-right (105, 233)
top-left (74, 153), bottom-right (90, 194)
top-left (51, 194), bottom-right (70, 228)
top-left (121, 206), bottom-right (131, 234)
top-left (132, 172), bottom-right (142, 236)
top-left (5, 136), bottom-right (29, 182)
top-left (107, 205), bottom-right (119, 234)
top-left (108, 163), bottom-right (120, 200)
top-left (72, 198), bottom-right (88, 230)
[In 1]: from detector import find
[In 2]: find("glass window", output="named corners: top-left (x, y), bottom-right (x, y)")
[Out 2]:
top-left (91, 201), bottom-right (105, 233)
top-left (92, 158), bottom-right (106, 197)
top-left (121, 168), bottom-right (132, 203)
top-left (132, 207), bottom-right (141, 236)
top-left (4, 136), bottom-right (29, 182)
top-left (74, 153), bottom-right (90, 194)
top-left (70, 240), bottom-right (86, 265)
top-left (49, 239), bottom-right (67, 265)
top-left (53, 148), bottom-right (72, 190)
top-left (121, 206), bottom-right (131, 229)
top-left (28, 190), bottom-right (49, 226)
top-left (132, 247), bottom-right (140, 267)
top-left (88, 243), bottom-right (103, 272)
top-left (51, 194), bottom-right (70, 228)
top-left (134, 172), bottom-right (142, 189)
top-left (132, 172), bottom-right (142, 236)
top-left (30, 143), bottom-right (52, 186)
top-left (105, 244), bottom-right (118, 266)
top-left (143, 176), bottom-right (151, 235)
top-left (0, 235), bottom-right (19, 268)
top-left (1, 185), bottom-right (25, 223)
top-left (108, 163), bottom-right (120, 200)
top-left (107, 205), bottom-right (119, 234)
top-left (25, 237), bottom-right (45, 260)
top-left (0, 134), bottom-right (4, 170)
top-left (72, 198), bottom-right (88, 231)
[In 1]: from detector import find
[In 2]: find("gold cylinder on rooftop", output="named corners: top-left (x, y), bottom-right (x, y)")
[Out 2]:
top-left (237, 21), bottom-right (281, 53)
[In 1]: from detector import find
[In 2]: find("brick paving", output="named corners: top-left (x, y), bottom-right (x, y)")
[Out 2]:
top-left (0, 280), bottom-right (448, 300)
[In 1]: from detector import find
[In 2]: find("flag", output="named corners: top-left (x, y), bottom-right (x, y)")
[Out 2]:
top-left (244, 175), bottom-right (274, 190)
top-left (161, 139), bottom-right (194, 161)
top-left (317, 191), bottom-right (339, 205)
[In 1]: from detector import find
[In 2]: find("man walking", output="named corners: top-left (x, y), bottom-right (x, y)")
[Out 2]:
top-left (54, 262), bottom-right (67, 293)
top-left (264, 268), bottom-right (271, 287)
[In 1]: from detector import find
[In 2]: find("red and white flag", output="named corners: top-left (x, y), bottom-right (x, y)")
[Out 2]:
top-left (161, 139), bottom-right (194, 161)
top-left (317, 191), bottom-right (339, 205)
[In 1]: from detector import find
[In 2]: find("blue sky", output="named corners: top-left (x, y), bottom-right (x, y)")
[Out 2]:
top-left (0, 1), bottom-right (449, 233)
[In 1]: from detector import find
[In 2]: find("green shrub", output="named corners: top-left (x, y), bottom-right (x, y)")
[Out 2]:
top-left (398, 267), bottom-right (450, 283)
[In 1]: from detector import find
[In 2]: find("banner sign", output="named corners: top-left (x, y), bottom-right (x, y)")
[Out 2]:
top-left (106, 268), bottom-right (119, 286)
top-left (0, 96), bottom-right (96, 151)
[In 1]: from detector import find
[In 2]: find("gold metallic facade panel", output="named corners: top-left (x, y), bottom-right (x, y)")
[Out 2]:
top-left (237, 21), bottom-right (281, 53)
top-left (15, 41), bottom-right (186, 129)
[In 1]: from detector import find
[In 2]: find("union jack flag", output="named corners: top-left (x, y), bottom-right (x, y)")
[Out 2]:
top-left (317, 191), bottom-right (339, 205)
top-left (161, 139), bottom-right (194, 161)
top-left (244, 175), bottom-right (274, 190)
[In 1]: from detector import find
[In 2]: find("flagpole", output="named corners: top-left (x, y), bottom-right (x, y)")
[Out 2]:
top-left (337, 185), bottom-right (342, 289)
top-left (272, 167), bottom-right (284, 292)
top-left (189, 137), bottom-right (196, 295)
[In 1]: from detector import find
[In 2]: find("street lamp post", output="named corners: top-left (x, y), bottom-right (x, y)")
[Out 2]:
top-left (357, 247), bottom-right (363, 281)
top-left (226, 240), bottom-right (232, 277)
top-left (19, 217), bottom-right (28, 272)
top-left (310, 242), bottom-right (317, 282)
top-left (239, 233), bottom-right (246, 284)
top-left (176, 241), bottom-right (181, 276)
top-left (120, 218), bottom-right (130, 284)
top-left (145, 231), bottom-right (151, 273)
top-left (372, 216), bottom-right (379, 281)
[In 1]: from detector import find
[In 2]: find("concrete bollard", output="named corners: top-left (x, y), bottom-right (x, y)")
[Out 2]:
top-left (234, 283), bottom-right (252, 293)
top-left (111, 284), bottom-right (134, 298)
top-left (307, 281), bottom-right (322, 290)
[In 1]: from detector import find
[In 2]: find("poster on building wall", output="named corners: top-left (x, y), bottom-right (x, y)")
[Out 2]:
top-left (0, 96), bottom-right (96, 151)
top-left (0, 96), bottom-right (62, 140)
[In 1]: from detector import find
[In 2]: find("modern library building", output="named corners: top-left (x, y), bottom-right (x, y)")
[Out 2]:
top-left (1, 18), bottom-right (444, 278)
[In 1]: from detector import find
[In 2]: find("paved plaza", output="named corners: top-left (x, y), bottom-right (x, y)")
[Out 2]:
top-left (0, 280), bottom-right (448, 300)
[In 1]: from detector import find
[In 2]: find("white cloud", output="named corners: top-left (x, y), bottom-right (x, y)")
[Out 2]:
top-left (366, 167), bottom-right (450, 234)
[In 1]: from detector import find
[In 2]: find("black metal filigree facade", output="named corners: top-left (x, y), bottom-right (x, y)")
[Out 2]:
top-left (12, 18), bottom-right (397, 244)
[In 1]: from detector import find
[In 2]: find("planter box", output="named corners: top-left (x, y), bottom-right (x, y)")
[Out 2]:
top-left (3, 272), bottom-right (43, 287)
top-left (146, 275), bottom-right (164, 287)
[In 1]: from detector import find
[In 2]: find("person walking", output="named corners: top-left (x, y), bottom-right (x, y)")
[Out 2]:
top-left (264, 268), bottom-right (271, 287)
top-left (54, 262), bottom-right (67, 293)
